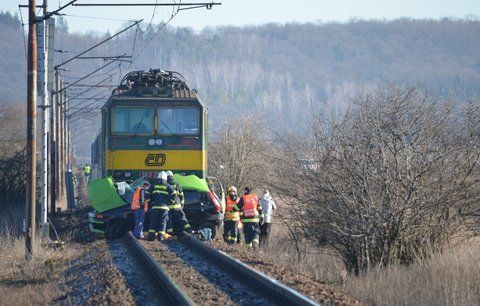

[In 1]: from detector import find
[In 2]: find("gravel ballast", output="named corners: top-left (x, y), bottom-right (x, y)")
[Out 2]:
top-left (141, 239), bottom-right (277, 306)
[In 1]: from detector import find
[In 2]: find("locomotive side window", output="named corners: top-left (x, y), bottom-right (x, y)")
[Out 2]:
top-left (158, 107), bottom-right (199, 135)
top-left (112, 107), bottom-right (154, 135)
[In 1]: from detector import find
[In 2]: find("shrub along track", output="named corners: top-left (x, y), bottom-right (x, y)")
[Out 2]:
top-left (139, 234), bottom-right (320, 306)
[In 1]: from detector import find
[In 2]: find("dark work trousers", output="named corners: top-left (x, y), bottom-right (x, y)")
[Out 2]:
top-left (237, 221), bottom-right (243, 244)
top-left (223, 220), bottom-right (238, 244)
top-left (243, 222), bottom-right (260, 246)
top-left (166, 208), bottom-right (192, 235)
top-left (148, 208), bottom-right (169, 240)
top-left (259, 222), bottom-right (272, 247)
top-left (132, 209), bottom-right (145, 239)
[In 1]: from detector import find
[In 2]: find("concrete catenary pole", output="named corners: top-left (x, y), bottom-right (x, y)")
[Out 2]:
top-left (26, 0), bottom-right (38, 258)
top-left (40, 0), bottom-right (49, 239)
top-left (50, 69), bottom-right (56, 215)
top-left (59, 81), bottom-right (65, 202)
top-left (53, 69), bottom-right (60, 211)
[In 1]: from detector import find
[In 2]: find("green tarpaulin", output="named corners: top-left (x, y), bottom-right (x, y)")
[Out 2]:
top-left (88, 176), bottom-right (127, 213)
top-left (88, 174), bottom-right (209, 213)
top-left (174, 174), bottom-right (210, 192)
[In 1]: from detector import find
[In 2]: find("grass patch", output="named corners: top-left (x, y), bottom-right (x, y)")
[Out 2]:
top-left (341, 238), bottom-right (480, 305)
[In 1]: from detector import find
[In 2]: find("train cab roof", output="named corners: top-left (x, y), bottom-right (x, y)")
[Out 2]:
top-left (102, 69), bottom-right (205, 108)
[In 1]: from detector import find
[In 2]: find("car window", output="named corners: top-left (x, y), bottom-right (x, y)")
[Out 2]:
top-left (183, 190), bottom-right (203, 205)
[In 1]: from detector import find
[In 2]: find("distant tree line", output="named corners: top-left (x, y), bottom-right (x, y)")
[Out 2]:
top-left (1, 11), bottom-right (480, 162)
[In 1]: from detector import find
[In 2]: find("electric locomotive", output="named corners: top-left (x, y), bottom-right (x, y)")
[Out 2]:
top-left (91, 69), bottom-right (207, 181)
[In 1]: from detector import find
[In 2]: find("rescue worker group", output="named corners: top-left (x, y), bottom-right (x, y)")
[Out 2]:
top-left (130, 170), bottom-right (277, 249)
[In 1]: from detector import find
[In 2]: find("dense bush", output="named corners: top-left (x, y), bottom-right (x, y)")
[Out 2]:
top-left (272, 86), bottom-right (480, 274)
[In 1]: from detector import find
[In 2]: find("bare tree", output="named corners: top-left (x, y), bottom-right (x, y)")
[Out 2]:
top-left (208, 115), bottom-right (272, 191)
top-left (0, 102), bottom-right (28, 207)
top-left (270, 86), bottom-right (480, 274)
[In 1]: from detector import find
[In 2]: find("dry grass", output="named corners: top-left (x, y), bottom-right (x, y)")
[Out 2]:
top-left (0, 207), bottom-right (79, 305)
top-left (261, 222), bottom-right (346, 285)
top-left (262, 218), bottom-right (480, 306)
top-left (342, 238), bottom-right (480, 306)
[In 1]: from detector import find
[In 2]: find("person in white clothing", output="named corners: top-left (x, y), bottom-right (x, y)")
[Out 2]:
top-left (259, 189), bottom-right (277, 247)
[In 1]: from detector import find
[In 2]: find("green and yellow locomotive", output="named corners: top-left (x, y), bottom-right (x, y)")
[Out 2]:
top-left (89, 69), bottom-right (225, 239)
top-left (91, 69), bottom-right (208, 181)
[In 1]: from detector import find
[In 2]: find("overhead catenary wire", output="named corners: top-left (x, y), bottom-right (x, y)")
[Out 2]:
top-left (55, 20), bottom-right (141, 69)
top-left (18, 7), bottom-right (28, 63)
top-left (61, 13), bottom-right (136, 22)
top-left (134, 0), bottom-right (182, 60)
top-left (66, 73), bottom-right (115, 102)
top-left (59, 55), bottom-right (125, 93)
top-left (67, 91), bottom-right (107, 114)
top-left (64, 92), bottom-right (104, 111)
top-left (142, 0), bottom-right (160, 34)
top-left (62, 65), bottom-right (120, 79)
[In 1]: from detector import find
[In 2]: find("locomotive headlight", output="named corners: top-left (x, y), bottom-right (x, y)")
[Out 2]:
top-left (148, 139), bottom-right (155, 146)
top-left (124, 172), bottom-right (131, 178)
top-left (155, 139), bottom-right (163, 146)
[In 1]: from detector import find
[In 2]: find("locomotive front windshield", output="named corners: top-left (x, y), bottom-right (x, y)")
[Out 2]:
top-left (111, 106), bottom-right (199, 135)
top-left (158, 107), bottom-right (199, 135)
top-left (112, 107), bottom-right (155, 135)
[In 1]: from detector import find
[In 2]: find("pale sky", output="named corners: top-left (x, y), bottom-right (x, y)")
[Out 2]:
top-left (3, 0), bottom-right (480, 33)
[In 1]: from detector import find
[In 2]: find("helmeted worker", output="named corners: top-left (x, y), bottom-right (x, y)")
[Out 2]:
top-left (84, 163), bottom-right (91, 183)
top-left (223, 186), bottom-right (240, 244)
top-left (259, 189), bottom-right (277, 247)
top-left (233, 186), bottom-right (263, 249)
top-left (131, 181), bottom-right (150, 239)
top-left (147, 171), bottom-right (173, 241)
top-left (165, 170), bottom-right (192, 235)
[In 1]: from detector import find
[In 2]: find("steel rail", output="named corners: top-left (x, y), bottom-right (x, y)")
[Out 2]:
top-left (181, 233), bottom-right (322, 306)
top-left (124, 232), bottom-right (194, 306)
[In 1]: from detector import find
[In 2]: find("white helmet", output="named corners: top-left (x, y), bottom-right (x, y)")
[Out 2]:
top-left (166, 170), bottom-right (174, 178)
top-left (158, 171), bottom-right (167, 180)
top-left (228, 186), bottom-right (237, 194)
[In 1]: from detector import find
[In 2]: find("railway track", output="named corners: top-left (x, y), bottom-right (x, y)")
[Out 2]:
top-left (124, 232), bottom-right (321, 306)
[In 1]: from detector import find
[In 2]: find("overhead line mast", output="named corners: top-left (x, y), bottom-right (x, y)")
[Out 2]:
top-left (26, 0), bottom-right (38, 259)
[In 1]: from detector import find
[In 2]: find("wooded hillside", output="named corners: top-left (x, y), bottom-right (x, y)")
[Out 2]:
top-left (1, 11), bottom-right (479, 158)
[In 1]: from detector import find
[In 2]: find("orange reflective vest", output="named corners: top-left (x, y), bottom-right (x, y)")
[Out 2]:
top-left (242, 194), bottom-right (259, 221)
top-left (225, 196), bottom-right (240, 221)
top-left (131, 188), bottom-right (148, 212)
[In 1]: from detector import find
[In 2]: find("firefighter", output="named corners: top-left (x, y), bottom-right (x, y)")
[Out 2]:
top-left (131, 181), bottom-right (150, 239)
top-left (84, 163), bottom-right (91, 183)
top-left (165, 170), bottom-right (192, 236)
top-left (233, 186), bottom-right (263, 249)
top-left (223, 186), bottom-right (240, 244)
top-left (147, 171), bottom-right (173, 241)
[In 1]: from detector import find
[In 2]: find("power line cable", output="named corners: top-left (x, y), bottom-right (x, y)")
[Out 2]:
top-left (55, 20), bottom-right (141, 69)
top-left (18, 7), bottom-right (28, 63)
top-left (60, 55), bottom-right (125, 93)
top-left (134, 1), bottom-right (181, 60)
top-left (141, 0), bottom-right (160, 33)
top-left (67, 73), bottom-right (114, 102)
top-left (61, 13), bottom-right (136, 22)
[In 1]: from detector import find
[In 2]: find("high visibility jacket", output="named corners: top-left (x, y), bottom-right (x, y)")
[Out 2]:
top-left (225, 196), bottom-right (240, 221)
top-left (85, 165), bottom-right (91, 175)
top-left (234, 193), bottom-right (262, 223)
top-left (131, 187), bottom-right (148, 212)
